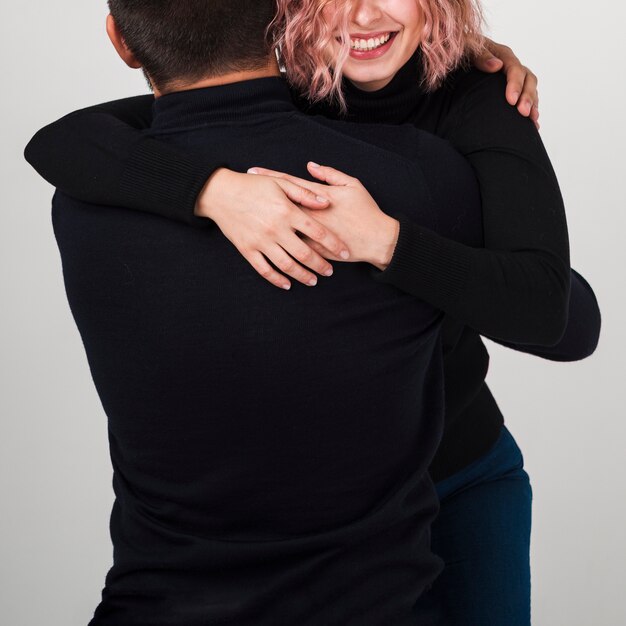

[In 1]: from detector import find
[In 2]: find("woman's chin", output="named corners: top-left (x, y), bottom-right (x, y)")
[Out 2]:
top-left (343, 63), bottom-right (398, 92)
top-left (343, 48), bottom-right (415, 92)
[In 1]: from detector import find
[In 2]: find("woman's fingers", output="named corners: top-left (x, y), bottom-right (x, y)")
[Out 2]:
top-left (273, 178), bottom-right (331, 210)
top-left (248, 168), bottom-right (331, 208)
top-left (264, 242), bottom-right (325, 286)
top-left (306, 162), bottom-right (355, 186)
top-left (278, 232), bottom-right (336, 277)
top-left (300, 235), bottom-right (343, 262)
top-left (247, 167), bottom-right (306, 184)
top-left (244, 250), bottom-right (293, 291)
top-left (249, 163), bottom-right (357, 190)
top-left (239, 211), bottom-right (348, 288)
top-left (204, 170), bottom-right (345, 290)
top-left (292, 212), bottom-right (350, 260)
top-left (238, 227), bottom-right (337, 289)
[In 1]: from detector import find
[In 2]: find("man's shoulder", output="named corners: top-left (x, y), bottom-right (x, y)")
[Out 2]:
top-left (52, 189), bottom-right (100, 228)
top-left (51, 189), bottom-right (177, 245)
top-left (52, 189), bottom-right (124, 226)
top-left (302, 113), bottom-right (449, 164)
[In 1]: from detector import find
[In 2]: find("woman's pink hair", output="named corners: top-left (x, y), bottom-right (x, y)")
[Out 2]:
top-left (270, 0), bottom-right (486, 110)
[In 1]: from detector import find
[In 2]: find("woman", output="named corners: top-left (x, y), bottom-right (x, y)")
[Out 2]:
top-left (24, 1), bottom-right (600, 624)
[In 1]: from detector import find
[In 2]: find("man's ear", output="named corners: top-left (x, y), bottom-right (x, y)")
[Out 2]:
top-left (106, 14), bottom-right (142, 69)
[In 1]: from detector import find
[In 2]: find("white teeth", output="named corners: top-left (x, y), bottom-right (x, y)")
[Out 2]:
top-left (350, 32), bottom-right (392, 51)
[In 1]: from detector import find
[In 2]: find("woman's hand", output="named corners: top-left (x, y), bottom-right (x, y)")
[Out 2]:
top-left (472, 37), bottom-right (540, 129)
top-left (247, 163), bottom-right (400, 271)
top-left (194, 168), bottom-right (351, 290)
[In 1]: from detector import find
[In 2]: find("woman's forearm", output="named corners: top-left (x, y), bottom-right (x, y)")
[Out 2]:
top-left (486, 268), bottom-right (601, 361)
top-left (374, 214), bottom-right (570, 345)
top-left (24, 95), bottom-right (214, 227)
top-left (375, 72), bottom-right (571, 345)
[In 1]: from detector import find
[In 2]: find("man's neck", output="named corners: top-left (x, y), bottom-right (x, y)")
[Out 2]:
top-left (153, 57), bottom-right (281, 98)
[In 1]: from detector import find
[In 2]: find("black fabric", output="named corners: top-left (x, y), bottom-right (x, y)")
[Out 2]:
top-left (24, 55), bottom-right (600, 485)
top-left (303, 51), bottom-right (600, 478)
top-left (319, 50), bottom-right (572, 346)
top-left (50, 77), bottom-right (485, 625)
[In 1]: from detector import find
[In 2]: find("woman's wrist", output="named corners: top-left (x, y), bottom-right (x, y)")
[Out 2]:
top-left (194, 167), bottom-right (235, 220)
top-left (370, 216), bottom-right (400, 271)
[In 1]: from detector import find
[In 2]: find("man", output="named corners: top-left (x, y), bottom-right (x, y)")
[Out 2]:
top-left (48, 1), bottom-right (482, 624)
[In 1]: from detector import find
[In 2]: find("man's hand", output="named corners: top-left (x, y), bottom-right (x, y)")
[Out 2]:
top-left (472, 37), bottom-right (540, 129)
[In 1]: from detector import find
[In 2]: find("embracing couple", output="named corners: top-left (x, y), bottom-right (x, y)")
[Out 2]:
top-left (25, 1), bottom-right (600, 625)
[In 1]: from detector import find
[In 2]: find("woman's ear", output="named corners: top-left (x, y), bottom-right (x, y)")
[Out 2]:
top-left (106, 14), bottom-right (142, 69)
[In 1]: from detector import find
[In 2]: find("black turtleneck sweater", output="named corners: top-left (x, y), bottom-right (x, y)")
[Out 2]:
top-left (24, 53), bottom-right (601, 481)
top-left (48, 76), bottom-right (486, 625)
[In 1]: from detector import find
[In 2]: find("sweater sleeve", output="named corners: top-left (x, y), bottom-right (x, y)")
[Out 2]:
top-left (373, 71), bottom-right (571, 345)
top-left (23, 94), bottom-right (217, 228)
top-left (486, 268), bottom-right (601, 361)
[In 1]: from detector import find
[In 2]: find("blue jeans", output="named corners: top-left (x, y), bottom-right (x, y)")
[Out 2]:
top-left (414, 424), bottom-right (533, 625)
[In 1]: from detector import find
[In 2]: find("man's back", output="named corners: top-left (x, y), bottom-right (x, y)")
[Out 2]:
top-left (52, 77), bottom-right (481, 625)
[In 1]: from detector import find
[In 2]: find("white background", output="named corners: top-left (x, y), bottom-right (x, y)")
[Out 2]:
top-left (1, 1), bottom-right (624, 624)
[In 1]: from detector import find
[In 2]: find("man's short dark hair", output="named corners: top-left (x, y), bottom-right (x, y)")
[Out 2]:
top-left (107, 0), bottom-right (278, 90)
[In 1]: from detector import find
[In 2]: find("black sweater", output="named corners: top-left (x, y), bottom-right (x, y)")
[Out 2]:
top-left (50, 77), bottom-right (485, 625)
top-left (24, 52), bottom-right (601, 480)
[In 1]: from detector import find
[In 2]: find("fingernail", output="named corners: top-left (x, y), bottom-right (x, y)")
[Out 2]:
top-left (511, 91), bottom-right (520, 101)
top-left (248, 168), bottom-right (259, 174)
top-left (282, 283), bottom-right (291, 290)
top-left (487, 57), bottom-right (501, 67)
top-left (324, 267), bottom-right (333, 277)
top-left (309, 162), bottom-right (320, 168)
top-left (316, 196), bottom-right (329, 203)
top-left (340, 250), bottom-right (350, 260)
top-left (308, 278), bottom-right (318, 286)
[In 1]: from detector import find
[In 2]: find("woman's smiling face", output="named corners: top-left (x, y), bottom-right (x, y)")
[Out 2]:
top-left (323, 0), bottom-right (425, 92)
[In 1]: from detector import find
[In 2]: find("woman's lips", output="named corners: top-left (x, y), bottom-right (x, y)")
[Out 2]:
top-left (339, 31), bottom-right (399, 61)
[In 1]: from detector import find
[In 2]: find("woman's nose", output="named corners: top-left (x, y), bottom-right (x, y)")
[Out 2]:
top-left (351, 0), bottom-right (384, 30)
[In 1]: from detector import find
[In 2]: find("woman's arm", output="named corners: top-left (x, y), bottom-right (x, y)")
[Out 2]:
top-left (24, 95), bottom-right (214, 227)
top-left (486, 268), bottom-right (601, 360)
top-left (24, 50), bottom-right (539, 289)
top-left (24, 96), bottom-right (348, 288)
top-left (250, 69), bottom-right (571, 345)
top-left (374, 70), bottom-right (571, 345)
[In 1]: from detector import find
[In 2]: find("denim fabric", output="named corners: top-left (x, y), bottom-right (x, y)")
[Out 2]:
top-left (414, 425), bottom-right (533, 625)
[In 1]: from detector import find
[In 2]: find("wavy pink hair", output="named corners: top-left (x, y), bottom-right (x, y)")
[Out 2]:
top-left (270, 0), bottom-right (486, 110)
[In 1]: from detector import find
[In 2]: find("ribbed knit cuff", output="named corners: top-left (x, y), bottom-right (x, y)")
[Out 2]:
top-left (372, 212), bottom-right (472, 308)
top-left (119, 136), bottom-right (219, 228)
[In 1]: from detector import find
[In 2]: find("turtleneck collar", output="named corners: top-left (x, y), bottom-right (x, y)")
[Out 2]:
top-left (341, 48), bottom-right (426, 124)
top-left (151, 76), bottom-right (298, 132)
